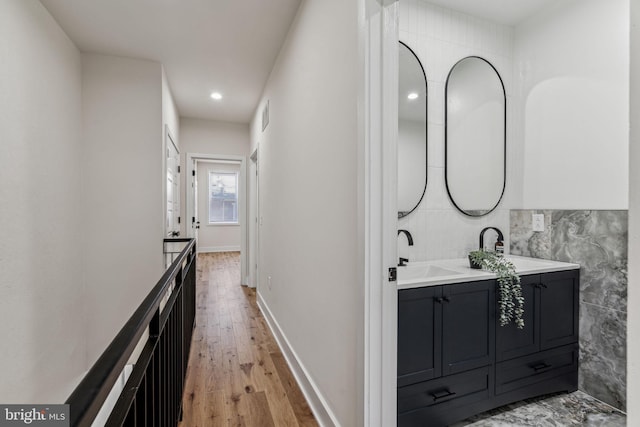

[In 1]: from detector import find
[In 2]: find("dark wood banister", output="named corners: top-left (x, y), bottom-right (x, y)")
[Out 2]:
top-left (65, 238), bottom-right (195, 427)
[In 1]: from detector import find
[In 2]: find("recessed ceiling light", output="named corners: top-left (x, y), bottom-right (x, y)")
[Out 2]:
top-left (210, 92), bottom-right (223, 100)
top-left (407, 92), bottom-right (419, 100)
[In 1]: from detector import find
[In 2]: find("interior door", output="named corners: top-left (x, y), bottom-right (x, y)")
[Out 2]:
top-left (166, 132), bottom-right (180, 237)
top-left (192, 161), bottom-right (199, 242)
top-left (249, 149), bottom-right (258, 288)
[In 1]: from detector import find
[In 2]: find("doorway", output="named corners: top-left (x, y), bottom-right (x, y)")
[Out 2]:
top-left (249, 147), bottom-right (259, 289)
top-left (165, 127), bottom-right (180, 237)
top-left (186, 153), bottom-right (248, 286)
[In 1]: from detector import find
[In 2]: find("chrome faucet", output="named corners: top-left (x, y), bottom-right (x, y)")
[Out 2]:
top-left (398, 229), bottom-right (414, 266)
top-left (479, 227), bottom-right (504, 252)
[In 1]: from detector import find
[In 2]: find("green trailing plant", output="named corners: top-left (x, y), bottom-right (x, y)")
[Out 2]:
top-left (469, 250), bottom-right (524, 329)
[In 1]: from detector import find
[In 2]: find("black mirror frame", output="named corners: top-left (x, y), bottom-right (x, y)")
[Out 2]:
top-left (398, 40), bottom-right (428, 219)
top-left (444, 55), bottom-right (506, 217)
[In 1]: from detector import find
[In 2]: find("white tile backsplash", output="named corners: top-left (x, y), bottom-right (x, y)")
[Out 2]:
top-left (398, 0), bottom-right (515, 261)
top-left (427, 124), bottom-right (444, 168)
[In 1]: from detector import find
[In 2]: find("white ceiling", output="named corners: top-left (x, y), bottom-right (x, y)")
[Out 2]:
top-left (40, 0), bottom-right (556, 124)
top-left (40, 0), bottom-right (302, 124)
top-left (424, 0), bottom-right (557, 26)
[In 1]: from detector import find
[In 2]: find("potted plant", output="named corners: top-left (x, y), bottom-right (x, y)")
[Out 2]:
top-left (468, 250), bottom-right (525, 329)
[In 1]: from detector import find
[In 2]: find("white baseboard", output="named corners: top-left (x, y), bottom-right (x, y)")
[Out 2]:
top-left (257, 292), bottom-right (339, 427)
top-left (196, 245), bottom-right (240, 253)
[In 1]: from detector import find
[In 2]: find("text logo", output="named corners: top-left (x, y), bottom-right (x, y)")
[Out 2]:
top-left (0, 405), bottom-right (69, 426)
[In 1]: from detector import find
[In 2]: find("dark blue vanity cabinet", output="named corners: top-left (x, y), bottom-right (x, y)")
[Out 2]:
top-left (397, 269), bottom-right (579, 427)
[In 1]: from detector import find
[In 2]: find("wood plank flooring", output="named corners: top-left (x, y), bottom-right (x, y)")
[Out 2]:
top-left (179, 252), bottom-right (318, 427)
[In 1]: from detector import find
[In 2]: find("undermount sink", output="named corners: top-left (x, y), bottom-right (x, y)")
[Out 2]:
top-left (398, 264), bottom-right (463, 281)
top-left (503, 256), bottom-right (558, 272)
top-left (396, 255), bottom-right (580, 289)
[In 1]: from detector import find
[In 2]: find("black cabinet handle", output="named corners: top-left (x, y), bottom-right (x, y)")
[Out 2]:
top-left (535, 283), bottom-right (547, 289)
top-left (531, 362), bottom-right (552, 372)
top-left (435, 297), bottom-right (443, 303)
top-left (430, 389), bottom-right (456, 401)
top-left (443, 296), bottom-right (450, 303)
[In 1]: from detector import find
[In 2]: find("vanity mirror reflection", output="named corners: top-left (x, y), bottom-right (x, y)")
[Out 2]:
top-left (398, 41), bottom-right (427, 218)
top-left (445, 56), bottom-right (506, 216)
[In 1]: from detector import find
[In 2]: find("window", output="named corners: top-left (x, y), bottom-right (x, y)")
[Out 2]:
top-left (208, 171), bottom-right (238, 224)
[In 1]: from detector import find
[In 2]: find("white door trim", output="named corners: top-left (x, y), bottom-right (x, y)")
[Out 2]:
top-left (163, 125), bottom-right (180, 238)
top-left (186, 152), bottom-right (248, 286)
top-left (249, 146), bottom-right (259, 289)
top-left (361, 1), bottom-right (399, 426)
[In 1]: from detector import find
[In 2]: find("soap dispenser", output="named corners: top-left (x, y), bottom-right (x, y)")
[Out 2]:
top-left (495, 239), bottom-right (504, 256)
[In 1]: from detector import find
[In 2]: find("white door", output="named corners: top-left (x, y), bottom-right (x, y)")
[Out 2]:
top-left (166, 132), bottom-right (180, 237)
top-left (192, 160), bottom-right (200, 241)
top-left (249, 148), bottom-right (259, 288)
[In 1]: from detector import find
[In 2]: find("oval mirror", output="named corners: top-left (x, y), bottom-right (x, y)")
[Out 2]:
top-left (398, 41), bottom-right (427, 218)
top-left (445, 56), bottom-right (505, 216)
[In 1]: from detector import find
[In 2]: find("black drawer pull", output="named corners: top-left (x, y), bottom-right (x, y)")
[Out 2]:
top-left (435, 297), bottom-right (443, 303)
top-left (531, 362), bottom-right (552, 372)
top-left (430, 389), bottom-right (457, 401)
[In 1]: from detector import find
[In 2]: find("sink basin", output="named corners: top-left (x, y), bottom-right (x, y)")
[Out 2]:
top-left (396, 256), bottom-right (579, 290)
top-left (504, 256), bottom-right (557, 272)
top-left (398, 264), bottom-right (463, 281)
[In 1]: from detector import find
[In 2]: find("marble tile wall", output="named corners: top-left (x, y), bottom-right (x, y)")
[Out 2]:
top-left (510, 210), bottom-right (628, 411)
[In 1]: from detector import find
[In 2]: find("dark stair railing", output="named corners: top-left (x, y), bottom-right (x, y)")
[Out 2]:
top-left (66, 238), bottom-right (197, 427)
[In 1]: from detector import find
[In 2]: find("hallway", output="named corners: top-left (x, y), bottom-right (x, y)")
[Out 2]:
top-left (180, 252), bottom-right (318, 427)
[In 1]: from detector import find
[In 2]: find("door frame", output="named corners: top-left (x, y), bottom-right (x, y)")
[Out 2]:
top-left (362, 1), bottom-right (399, 426)
top-left (249, 147), bottom-right (259, 289)
top-left (186, 152), bottom-right (248, 286)
top-left (163, 125), bottom-right (180, 238)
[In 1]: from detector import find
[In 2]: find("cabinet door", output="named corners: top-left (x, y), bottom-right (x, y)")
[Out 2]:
top-left (442, 280), bottom-right (495, 376)
top-left (540, 270), bottom-right (579, 350)
top-left (496, 274), bottom-right (539, 361)
top-left (398, 286), bottom-right (442, 386)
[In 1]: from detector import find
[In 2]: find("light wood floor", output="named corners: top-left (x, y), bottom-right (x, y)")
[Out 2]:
top-left (180, 252), bottom-right (318, 427)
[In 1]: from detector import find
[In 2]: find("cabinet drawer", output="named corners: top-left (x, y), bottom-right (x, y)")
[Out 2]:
top-left (398, 366), bottom-right (491, 415)
top-left (496, 344), bottom-right (578, 395)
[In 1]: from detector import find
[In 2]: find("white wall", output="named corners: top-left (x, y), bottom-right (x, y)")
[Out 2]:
top-left (249, 0), bottom-right (361, 424)
top-left (515, 0), bottom-right (629, 210)
top-left (0, 0), bottom-right (86, 402)
top-left (180, 118), bottom-right (249, 155)
top-left (162, 68), bottom-right (180, 237)
top-left (162, 68), bottom-right (180, 146)
top-left (179, 118), bottom-right (249, 236)
top-left (196, 162), bottom-right (241, 252)
top-left (398, 0), bottom-right (515, 261)
top-left (82, 54), bottom-right (165, 365)
top-left (627, 1), bottom-right (639, 423)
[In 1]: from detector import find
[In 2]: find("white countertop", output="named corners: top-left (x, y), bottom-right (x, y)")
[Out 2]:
top-left (397, 255), bottom-right (580, 290)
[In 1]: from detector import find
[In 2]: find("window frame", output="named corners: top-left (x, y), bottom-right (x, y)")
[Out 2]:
top-left (207, 170), bottom-right (239, 225)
